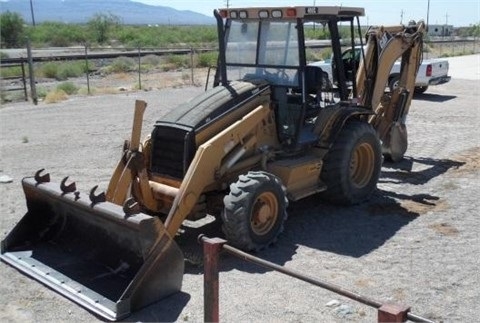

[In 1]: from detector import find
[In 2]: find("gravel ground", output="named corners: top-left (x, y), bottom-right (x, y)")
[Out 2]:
top-left (0, 54), bottom-right (479, 322)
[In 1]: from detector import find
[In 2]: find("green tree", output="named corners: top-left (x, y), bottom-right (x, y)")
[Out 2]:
top-left (471, 24), bottom-right (480, 37)
top-left (88, 13), bottom-right (120, 44)
top-left (0, 11), bottom-right (25, 48)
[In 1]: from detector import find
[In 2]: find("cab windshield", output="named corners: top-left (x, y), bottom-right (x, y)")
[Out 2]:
top-left (225, 20), bottom-right (300, 87)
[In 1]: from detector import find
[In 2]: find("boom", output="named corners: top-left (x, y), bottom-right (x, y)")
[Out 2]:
top-left (357, 21), bottom-right (426, 161)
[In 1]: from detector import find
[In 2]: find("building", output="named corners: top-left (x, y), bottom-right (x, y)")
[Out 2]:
top-left (427, 24), bottom-right (454, 37)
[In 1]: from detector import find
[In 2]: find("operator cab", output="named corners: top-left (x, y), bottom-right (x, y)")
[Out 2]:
top-left (214, 6), bottom-right (366, 151)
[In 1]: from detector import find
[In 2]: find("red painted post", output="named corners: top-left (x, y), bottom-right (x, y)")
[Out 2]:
top-left (378, 303), bottom-right (411, 323)
top-left (202, 237), bottom-right (226, 323)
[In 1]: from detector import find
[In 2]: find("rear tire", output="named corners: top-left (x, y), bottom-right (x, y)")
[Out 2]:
top-left (414, 86), bottom-right (428, 94)
top-left (221, 171), bottom-right (288, 251)
top-left (388, 75), bottom-right (400, 92)
top-left (320, 120), bottom-right (382, 205)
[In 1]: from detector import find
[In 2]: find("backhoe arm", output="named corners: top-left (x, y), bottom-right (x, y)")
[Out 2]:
top-left (357, 21), bottom-right (425, 161)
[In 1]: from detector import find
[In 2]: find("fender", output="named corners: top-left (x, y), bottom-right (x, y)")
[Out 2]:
top-left (314, 104), bottom-right (375, 149)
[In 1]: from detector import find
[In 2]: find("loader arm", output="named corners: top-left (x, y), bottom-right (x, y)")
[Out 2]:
top-left (164, 104), bottom-right (273, 237)
top-left (356, 21), bottom-right (425, 161)
top-left (106, 100), bottom-right (157, 211)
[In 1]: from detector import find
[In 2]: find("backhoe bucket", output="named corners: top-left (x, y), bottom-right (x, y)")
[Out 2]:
top-left (1, 176), bottom-right (184, 321)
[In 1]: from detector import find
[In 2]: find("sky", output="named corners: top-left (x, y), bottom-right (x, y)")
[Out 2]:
top-left (132, 0), bottom-right (479, 27)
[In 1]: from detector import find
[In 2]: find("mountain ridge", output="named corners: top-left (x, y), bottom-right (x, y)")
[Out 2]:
top-left (0, 0), bottom-right (215, 25)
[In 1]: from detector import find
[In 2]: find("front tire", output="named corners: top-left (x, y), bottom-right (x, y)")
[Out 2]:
top-left (221, 171), bottom-right (288, 251)
top-left (320, 120), bottom-right (382, 205)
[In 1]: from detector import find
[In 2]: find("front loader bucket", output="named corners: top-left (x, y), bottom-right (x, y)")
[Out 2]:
top-left (1, 176), bottom-right (184, 321)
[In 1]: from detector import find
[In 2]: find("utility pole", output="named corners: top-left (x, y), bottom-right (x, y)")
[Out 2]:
top-left (400, 9), bottom-right (404, 24)
top-left (444, 13), bottom-right (449, 38)
top-left (426, 0), bottom-right (430, 32)
top-left (225, 0), bottom-right (230, 8)
top-left (29, 0), bottom-right (36, 26)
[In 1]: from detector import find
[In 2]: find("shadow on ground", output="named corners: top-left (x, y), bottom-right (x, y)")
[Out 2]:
top-left (413, 93), bottom-right (457, 102)
top-left (380, 156), bottom-right (465, 185)
top-left (126, 155), bottom-right (466, 321)
top-left (178, 155), bottom-right (466, 273)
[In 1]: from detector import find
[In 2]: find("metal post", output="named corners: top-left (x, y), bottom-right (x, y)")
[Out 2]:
top-left (137, 47), bottom-right (142, 90)
top-left (29, 0), bottom-right (36, 26)
top-left (378, 303), bottom-right (411, 323)
top-left (21, 62), bottom-right (28, 101)
top-left (202, 237), bottom-right (226, 323)
top-left (84, 44), bottom-right (90, 95)
top-left (200, 237), bottom-right (435, 323)
top-left (26, 38), bottom-right (37, 105)
top-left (190, 48), bottom-right (194, 85)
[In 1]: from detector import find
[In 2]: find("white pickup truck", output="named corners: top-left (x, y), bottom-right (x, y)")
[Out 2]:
top-left (311, 47), bottom-right (451, 94)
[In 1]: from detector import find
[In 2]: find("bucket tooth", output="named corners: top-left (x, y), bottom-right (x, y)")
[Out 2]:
top-left (60, 176), bottom-right (76, 194)
top-left (123, 197), bottom-right (141, 218)
top-left (34, 168), bottom-right (50, 184)
top-left (89, 185), bottom-right (106, 205)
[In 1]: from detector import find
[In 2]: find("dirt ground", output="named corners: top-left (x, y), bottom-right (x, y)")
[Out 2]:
top-left (0, 54), bottom-right (479, 322)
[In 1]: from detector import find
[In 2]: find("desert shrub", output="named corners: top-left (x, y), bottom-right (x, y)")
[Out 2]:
top-left (57, 63), bottom-right (84, 80)
top-left (88, 13), bottom-right (121, 44)
top-left (1, 11), bottom-right (25, 48)
top-left (21, 22), bottom-right (218, 48)
top-left (305, 49), bottom-right (325, 62)
top-left (0, 89), bottom-right (7, 104)
top-left (319, 48), bottom-right (333, 60)
top-left (40, 61), bottom-right (87, 80)
top-left (0, 65), bottom-right (23, 78)
top-left (78, 87), bottom-right (94, 95)
top-left (165, 54), bottom-right (189, 69)
top-left (27, 22), bottom-right (87, 46)
top-left (45, 89), bottom-right (68, 103)
top-left (0, 90), bottom-right (24, 103)
top-left (142, 54), bottom-right (162, 67)
top-left (36, 87), bottom-right (48, 99)
top-left (41, 62), bottom-right (59, 79)
top-left (56, 82), bottom-right (78, 95)
top-left (107, 56), bottom-right (136, 73)
top-left (116, 25), bottom-right (217, 48)
top-left (197, 51), bottom-right (218, 68)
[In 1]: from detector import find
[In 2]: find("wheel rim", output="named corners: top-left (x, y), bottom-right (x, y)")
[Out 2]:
top-left (250, 192), bottom-right (278, 236)
top-left (391, 78), bottom-right (399, 91)
top-left (350, 142), bottom-right (375, 188)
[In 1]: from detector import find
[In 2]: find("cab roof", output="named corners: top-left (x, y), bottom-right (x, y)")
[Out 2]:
top-left (218, 6), bottom-right (365, 20)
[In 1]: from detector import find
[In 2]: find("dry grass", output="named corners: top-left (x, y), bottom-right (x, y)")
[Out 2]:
top-left (44, 89), bottom-right (68, 103)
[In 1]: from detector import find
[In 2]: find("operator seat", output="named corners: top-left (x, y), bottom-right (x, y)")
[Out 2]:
top-left (304, 65), bottom-right (331, 94)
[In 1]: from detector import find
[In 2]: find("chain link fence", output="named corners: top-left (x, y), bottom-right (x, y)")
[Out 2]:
top-left (1, 38), bottom-right (478, 105)
top-left (1, 44), bottom-right (217, 104)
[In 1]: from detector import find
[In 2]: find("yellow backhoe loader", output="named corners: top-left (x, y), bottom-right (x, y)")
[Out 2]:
top-left (1, 5), bottom-right (425, 320)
